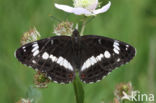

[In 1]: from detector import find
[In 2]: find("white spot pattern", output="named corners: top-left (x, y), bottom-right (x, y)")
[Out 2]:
top-left (49, 55), bottom-right (73, 71)
top-left (114, 44), bottom-right (120, 51)
top-left (113, 41), bottom-right (120, 54)
top-left (96, 53), bottom-right (104, 61)
top-left (51, 40), bottom-right (54, 45)
top-left (113, 48), bottom-right (119, 54)
top-left (33, 50), bottom-right (39, 56)
top-left (81, 50), bottom-right (112, 71)
top-left (32, 43), bottom-right (38, 47)
top-left (90, 56), bottom-right (97, 65)
top-left (49, 55), bottom-right (57, 62)
top-left (126, 45), bottom-right (129, 51)
top-left (22, 46), bottom-right (26, 52)
top-left (32, 60), bottom-right (36, 64)
top-left (98, 39), bottom-right (102, 44)
top-left (104, 51), bottom-right (111, 58)
top-left (32, 43), bottom-right (40, 56)
top-left (57, 57), bottom-right (63, 63)
top-left (126, 45), bottom-right (129, 47)
top-left (117, 58), bottom-right (120, 62)
top-left (42, 52), bottom-right (49, 60)
top-left (32, 45), bottom-right (39, 52)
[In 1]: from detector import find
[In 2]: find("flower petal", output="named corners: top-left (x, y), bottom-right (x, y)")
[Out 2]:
top-left (93, 1), bottom-right (111, 15)
top-left (55, 3), bottom-right (92, 16)
top-left (72, 7), bottom-right (92, 16)
top-left (86, 0), bottom-right (98, 10)
top-left (55, 3), bottom-right (74, 13)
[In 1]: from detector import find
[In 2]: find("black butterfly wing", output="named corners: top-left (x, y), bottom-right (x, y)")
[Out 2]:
top-left (79, 35), bottom-right (136, 83)
top-left (15, 36), bottom-right (75, 84)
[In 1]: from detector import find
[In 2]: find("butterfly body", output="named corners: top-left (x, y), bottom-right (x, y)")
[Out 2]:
top-left (71, 30), bottom-right (82, 70)
top-left (15, 30), bottom-right (136, 84)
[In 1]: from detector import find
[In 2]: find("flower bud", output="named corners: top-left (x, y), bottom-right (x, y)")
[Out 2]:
top-left (54, 21), bottom-right (74, 36)
top-left (114, 82), bottom-right (133, 101)
top-left (34, 71), bottom-right (50, 88)
top-left (20, 27), bottom-right (41, 45)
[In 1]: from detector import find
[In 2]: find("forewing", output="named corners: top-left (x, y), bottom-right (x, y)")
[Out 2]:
top-left (15, 36), bottom-right (75, 84)
top-left (79, 35), bottom-right (136, 83)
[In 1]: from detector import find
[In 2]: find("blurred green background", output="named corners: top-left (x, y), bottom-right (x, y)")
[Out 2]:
top-left (0, 0), bottom-right (156, 103)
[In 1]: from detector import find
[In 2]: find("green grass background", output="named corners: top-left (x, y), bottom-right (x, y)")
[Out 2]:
top-left (0, 0), bottom-right (156, 103)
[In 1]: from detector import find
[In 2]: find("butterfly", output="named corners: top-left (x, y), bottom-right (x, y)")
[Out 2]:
top-left (15, 29), bottom-right (136, 84)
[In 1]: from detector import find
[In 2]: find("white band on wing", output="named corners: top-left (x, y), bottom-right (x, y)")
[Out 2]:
top-left (81, 50), bottom-right (111, 71)
top-left (40, 52), bottom-right (73, 71)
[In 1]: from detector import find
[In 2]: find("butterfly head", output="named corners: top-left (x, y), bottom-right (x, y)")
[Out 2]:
top-left (71, 29), bottom-right (80, 44)
top-left (72, 29), bottom-right (80, 38)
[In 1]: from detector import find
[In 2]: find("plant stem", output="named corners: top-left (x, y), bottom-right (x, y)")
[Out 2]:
top-left (80, 18), bottom-right (87, 36)
top-left (73, 74), bottom-right (84, 103)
